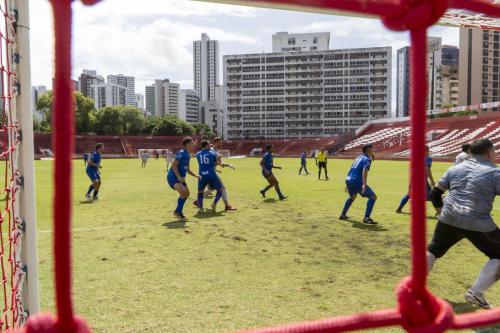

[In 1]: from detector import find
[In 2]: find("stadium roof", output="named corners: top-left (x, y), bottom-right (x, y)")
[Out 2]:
top-left (198, 0), bottom-right (500, 30)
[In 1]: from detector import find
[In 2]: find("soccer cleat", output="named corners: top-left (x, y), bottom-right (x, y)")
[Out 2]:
top-left (86, 194), bottom-right (91, 201)
top-left (193, 200), bottom-right (199, 208)
top-left (259, 190), bottom-right (266, 198)
top-left (465, 289), bottom-right (493, 309)
top-left (363, 218), bottom-right (378, 225)
top-left (210, 205), bottom-right (217, 213)
top-left (396, 209), bottom-right (402, 214)
top-left (225, 206), bottom-right (237, 211)
top-left (92, 196), bottom-right (99, 201)
top-left (173, 212), bottom-right (187, 221)
top-left (339, 215), bottom-right (349, 221)
top-left (279, 195), bottom-right (288, 201)
top-left (197, 208), bottom-right (204, 215)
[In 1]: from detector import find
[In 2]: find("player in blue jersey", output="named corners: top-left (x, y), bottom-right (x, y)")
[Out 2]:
top-left (299, 151), bottom-right (309, 175)
top-left (259, 145), bottom-right (287, 200)
top-left (167, 137), bottom-right (198, 221)
top-left (339, 144), bottom-right (377, 225)
top-left (196, 140), bottom-right (224, 213)
top-left (85, 143), bottom-right (104, 201)
top-left (396, 145), bottom-right (436, 213)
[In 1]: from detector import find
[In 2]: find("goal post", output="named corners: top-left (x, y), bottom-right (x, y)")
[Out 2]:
top-left (13, 0), bottom-right (39, 325)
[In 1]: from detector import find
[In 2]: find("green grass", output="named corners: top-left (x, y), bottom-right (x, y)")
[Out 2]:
top-left (34, 157), bottom-right (500, 333)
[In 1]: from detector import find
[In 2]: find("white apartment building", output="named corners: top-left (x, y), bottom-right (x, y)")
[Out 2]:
top-left (107, 74), bottom-right (135, 106)
top-left (272, 32), bottom-right (330, 52)
top-left (79, 69), bottom-right (104, 98)
top-left (180, 89), bottom-right (200, 123)
top-left (396, 47), bottom-right (410, 118)
top-left (92, 83), bottom-right (127, 109)
top-left (154, 79), bottom-right (180, 117)
top-left (193, 33), bottom-right (219, 102)
top-left (134, 94), bottom-right (144, 111)
top-left (145, 85), bottom-right (155, 116)
top-left (224, 47), bottom-right (392, 139)
top-left (32, 85), bottom-right (48, 121)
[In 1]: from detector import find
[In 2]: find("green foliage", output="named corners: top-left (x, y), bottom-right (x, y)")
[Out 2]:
top-left (34, 158), bottom-right (500, 332)
top-left (74, 92), bottom-right (96, 133)
top-left (150, 115), bottom-right (195, 136)
top-left (93, 106), bottom-right (123, 135)
top-left (193, 123), bottom-right (213, 137)
top-left (35, 91), bottom-right (53, 129)
top-left (432, 110), bottom-right (479, 119)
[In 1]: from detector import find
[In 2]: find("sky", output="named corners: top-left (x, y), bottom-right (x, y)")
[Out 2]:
top-left (30, 0), bottom-right (461, 112)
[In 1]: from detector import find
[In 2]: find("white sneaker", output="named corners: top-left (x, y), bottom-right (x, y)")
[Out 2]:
top-left (465, 289), bottom-right (493, 309)
top-left (86, 194), bottom-right (91, 201)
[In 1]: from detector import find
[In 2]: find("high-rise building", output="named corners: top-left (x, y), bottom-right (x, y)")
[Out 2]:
top-left (224, 47), bottom-right (392, 139)
top-left (107, 74), bottom-right (135, 106)
top-left (459, 27), bottom-right (500, 110)
top-left (200, 85), bottom-right (225, 136)
top-left (396, 38), bottom-right (459, 117)
top-left (272, 32), bottom-right (330, 52)
top-left (79, 69), bottom-right (104, 97)
top-left (193, 33), bottom-right (219, 102)
top-left (145, 85), bottom-right (156, 117)
top-left (91, 83), bottom-right (127, 109)
top-left (32, 85), bottom-right (48, 121)
top-left (179, 90), bottom-right (200, 124)
top-left (134, 94), bottom-right (145, 111)
top-left (441, 45), bottom-right (460, 107)
top-left (396, 47), bottom-right (410, 118)
top-left (154, 79), bottom-right (180, 117)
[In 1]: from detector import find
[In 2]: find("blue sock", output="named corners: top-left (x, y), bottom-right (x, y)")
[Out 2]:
top-left (213, 190), bottom-right (222, 206)
top-left (398, 195), bottom-right (410, 210)
top-left (176, 197), bottom-right (186, 214)
top-left (341, 198), bottom-right (354, 216)
top-left (86, 185), bottom-right (94, 195)
top-left (197, 192), bottom-right (204, 209)
top-left (365, 198), bottom-right (376, 218)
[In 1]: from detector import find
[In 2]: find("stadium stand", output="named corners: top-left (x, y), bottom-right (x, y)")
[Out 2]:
top-left (338, 112), bottom-right (500, 161)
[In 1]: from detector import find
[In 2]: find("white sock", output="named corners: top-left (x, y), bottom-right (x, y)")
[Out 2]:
top-left (221, 188), bottom-right (228, 205)
top-left (471, 259), bottom-right (500, 294)
top-left (427, 252), bottom-right (437, 273)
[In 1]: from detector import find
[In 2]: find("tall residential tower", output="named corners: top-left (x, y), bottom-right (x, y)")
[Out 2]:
top-left (193, 33), bottom-right (219, 102)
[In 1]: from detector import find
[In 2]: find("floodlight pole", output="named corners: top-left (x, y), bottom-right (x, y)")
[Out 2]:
top-left (15, 0), bottom-right (40, 317)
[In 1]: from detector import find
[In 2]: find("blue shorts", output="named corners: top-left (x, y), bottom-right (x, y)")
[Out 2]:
top-left (198, 174), bottom-right (222, 192)
top-left (86, 168), bottom-right (100, 182)
top-left (346, 181), bottom-right (376, 198)
top-left (167, 173), bottom-right (186, 190)
top-left (262, 169), bottom-right (273, 178)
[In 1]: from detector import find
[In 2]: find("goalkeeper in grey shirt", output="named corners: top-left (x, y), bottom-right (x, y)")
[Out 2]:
top-left (428, 138), bottom-right (500, 309)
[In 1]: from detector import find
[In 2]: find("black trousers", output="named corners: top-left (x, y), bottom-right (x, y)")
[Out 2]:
top-left (428, 221), bottom-right (500, 259)
top-left (318, 162), bottom-right (328, 179)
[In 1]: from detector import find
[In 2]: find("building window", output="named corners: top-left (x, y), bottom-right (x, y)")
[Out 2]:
top-left (313, 37), bottom-right (318, 44)
top-left (288, 37), bottom-right (295, 45)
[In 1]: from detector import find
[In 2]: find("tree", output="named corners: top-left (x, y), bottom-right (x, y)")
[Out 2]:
top-left (193, 123), bottom-right (213, 137)
top-left (151, 115), bottom-right (195, 136)
top-left (35, 91), bottom-right (53, 127)
top-left (74, 91), bottom-right (96, 134)
top-left (120, 106), bottom-right (145, 135)
top-left (94, 107), bottom-right (123, 135)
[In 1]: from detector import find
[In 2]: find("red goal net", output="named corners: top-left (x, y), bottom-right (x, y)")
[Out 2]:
top-left (15, 0), bottom-right (500, 332)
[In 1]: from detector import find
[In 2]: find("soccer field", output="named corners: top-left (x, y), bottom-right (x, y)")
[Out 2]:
top-left (34, 157), bottom-right (500, 333)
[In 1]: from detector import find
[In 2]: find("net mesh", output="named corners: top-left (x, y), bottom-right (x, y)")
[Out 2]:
top-left (0, 0), bottom-right (26, 330)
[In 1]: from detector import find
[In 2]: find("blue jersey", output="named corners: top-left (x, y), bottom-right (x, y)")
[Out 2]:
top-left (197, 149), bottom-right (218, 177)
top-left (426, 156), bottom-right (432, 168)
top-left (301, 153), bottom-right (306, 164)
top-left (346, 154), bottom-right (371, 184)
top-left (262, 152), bottom-right (273, 171)
top-left (86, 151), bottom-right (101, 172)
top-left (168, 149), bottom-right (190, 178)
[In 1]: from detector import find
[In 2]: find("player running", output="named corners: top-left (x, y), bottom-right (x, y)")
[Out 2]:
top-left (167, 137), bottom-right (198, 221)
top-left (85, 143), bottom-right (104, 201)
top-left (259, 145), bottom-right (287, 200)
top-left (427, 138), bottom-right (500, 309)
top-left (211, 137), bottom-right (237, 211)
top-left (455, 143), bottom-right (471, 165)
top-left (196, 140), bottom-right (224, 213)
top-left (299, 151), bottom-right (309, 175)
top-left (339, 144), bottom-right (377, 225)
top-left (396, 145), bottom-right (435, 213)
